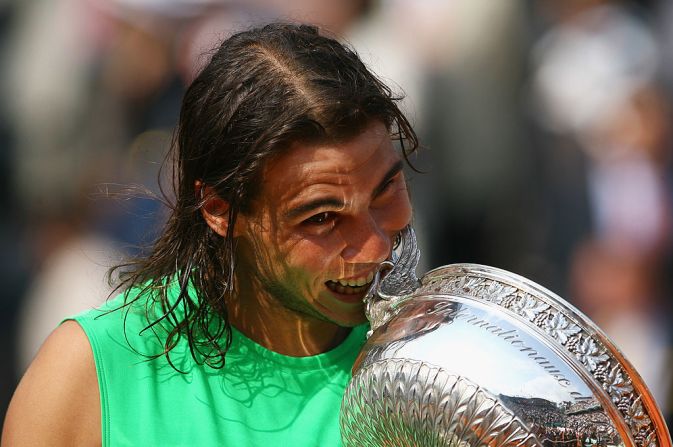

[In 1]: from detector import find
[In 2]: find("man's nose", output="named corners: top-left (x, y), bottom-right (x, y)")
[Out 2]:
top-left (340, 215), bottom-right (392, 264)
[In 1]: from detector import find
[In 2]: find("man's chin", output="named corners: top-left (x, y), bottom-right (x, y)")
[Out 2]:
top-left (262, 281), bottom-right (367, 326)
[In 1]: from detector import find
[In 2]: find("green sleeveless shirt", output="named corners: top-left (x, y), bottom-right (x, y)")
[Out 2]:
top-left (71, 283), bottom-right (367, 446)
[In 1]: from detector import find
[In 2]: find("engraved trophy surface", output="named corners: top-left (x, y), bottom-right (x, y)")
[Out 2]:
top-left (340, 226), bottom-right (671, 447)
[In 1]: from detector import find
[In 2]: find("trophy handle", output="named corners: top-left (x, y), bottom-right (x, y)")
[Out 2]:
top-left (363, 225), bottom-right (421, 334)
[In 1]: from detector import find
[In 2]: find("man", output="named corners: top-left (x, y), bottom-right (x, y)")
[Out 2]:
top-left (3, 23), bottom-right (417, 445)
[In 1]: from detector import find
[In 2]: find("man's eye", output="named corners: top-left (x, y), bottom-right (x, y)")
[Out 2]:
top-left (377, 176), bottom-right (400, 197)
top-left (304, 212), bottom-right (334, 225)
top-left (381, 178), bottom-right (396, 193)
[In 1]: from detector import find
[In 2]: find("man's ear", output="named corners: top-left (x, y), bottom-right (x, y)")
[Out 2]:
top-left (196, 181), bottom-right (235, 238)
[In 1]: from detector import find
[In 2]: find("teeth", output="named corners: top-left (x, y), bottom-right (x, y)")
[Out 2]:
top-left (334, 271), bottom-right (375, 288)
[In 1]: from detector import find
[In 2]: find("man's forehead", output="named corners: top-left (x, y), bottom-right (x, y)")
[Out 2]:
top-left (264, 152), bottom-right (367, 207)
top-left (264, 123), bottom-right (395, 178)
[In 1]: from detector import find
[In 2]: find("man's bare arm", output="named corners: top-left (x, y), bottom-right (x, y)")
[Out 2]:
top-left (2, 320), bottom-right (101, 446)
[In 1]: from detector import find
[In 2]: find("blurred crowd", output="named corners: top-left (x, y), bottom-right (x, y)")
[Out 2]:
top-left (0, 0), bottom-right (671, 428)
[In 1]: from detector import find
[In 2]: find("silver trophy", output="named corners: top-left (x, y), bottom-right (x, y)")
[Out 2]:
top-left (340, 226), bottom-right (671, 447)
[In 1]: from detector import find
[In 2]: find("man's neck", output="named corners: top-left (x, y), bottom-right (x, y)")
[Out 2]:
top-left (227, 280), bottom-right (352, 357)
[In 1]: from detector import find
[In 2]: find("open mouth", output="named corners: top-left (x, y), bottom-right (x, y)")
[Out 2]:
top-left (325, 271), bottom-right (375, 295)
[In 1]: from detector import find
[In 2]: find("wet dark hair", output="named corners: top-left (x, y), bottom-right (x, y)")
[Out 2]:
top-left (111, 22), bottom-right (418, 370)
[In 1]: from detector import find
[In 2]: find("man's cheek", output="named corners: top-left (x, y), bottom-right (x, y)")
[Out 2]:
top-left (285, 253), bottom-right (328, 276)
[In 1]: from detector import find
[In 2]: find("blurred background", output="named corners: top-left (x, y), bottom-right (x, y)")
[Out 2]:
top-left (0, 0), bottom-right (671, 428)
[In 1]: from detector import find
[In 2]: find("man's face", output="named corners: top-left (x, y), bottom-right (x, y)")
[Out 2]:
top-left (236, 120), bottom-right (413, 327)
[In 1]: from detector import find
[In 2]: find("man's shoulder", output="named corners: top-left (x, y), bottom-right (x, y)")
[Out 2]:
top-left (3, 321), bottom-right (101, 445)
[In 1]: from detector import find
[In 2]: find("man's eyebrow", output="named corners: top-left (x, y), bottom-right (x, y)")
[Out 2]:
top-left (285, 198), bottom-right (345, 221)
top-left (372, 160), bottom-right (404, 198)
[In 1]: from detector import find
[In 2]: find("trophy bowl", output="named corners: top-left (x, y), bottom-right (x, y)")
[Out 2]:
top-left (340, 227), bottom-right (671, 447)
